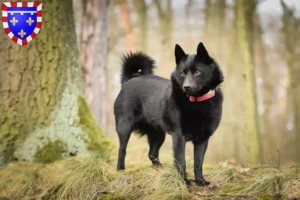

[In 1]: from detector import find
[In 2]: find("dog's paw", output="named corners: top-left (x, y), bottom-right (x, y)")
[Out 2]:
top-left (117, 167), bottom-right (125, 171)
top-left (153, 161), bottom-right (163, 168)
top-left (195, 179), bottom-right (210, 187)
top-left (184, 178), bottom-right (191, 186)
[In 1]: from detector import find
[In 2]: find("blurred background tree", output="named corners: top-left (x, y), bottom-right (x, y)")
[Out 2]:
top-left (236, 0), bottom-right (262, 165)
top-left (280, 0), bottom-right (300, 161)
top-left (74, 0), bottom-right (110, 131)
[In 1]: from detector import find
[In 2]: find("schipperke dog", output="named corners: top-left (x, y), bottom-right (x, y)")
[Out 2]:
top-left (114, 42), bottom-right (224, 186)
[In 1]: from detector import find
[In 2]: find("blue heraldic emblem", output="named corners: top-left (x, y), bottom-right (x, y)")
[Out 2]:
top-left (2, 2), bottom-right (42, 46)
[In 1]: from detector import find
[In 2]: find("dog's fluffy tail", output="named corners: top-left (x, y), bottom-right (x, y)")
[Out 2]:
top-left (120, 52), bottom-right (155, 84)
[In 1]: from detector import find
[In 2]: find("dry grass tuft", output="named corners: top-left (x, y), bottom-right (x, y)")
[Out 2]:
top-left (0, 159), bottom-right (299, 200)
top-left (46, 158), bottom-right (114, 200)
top-left (0, 162), bottom-right (45, 199)
top-left (0, 157), bottom-right (190, 200)
top-left (241, 170), bottom-right (285, 195)
top-left (207, 165), bottom-right (243, 185)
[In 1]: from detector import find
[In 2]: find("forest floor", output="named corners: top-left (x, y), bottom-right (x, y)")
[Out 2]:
top-left (0, 135), bottom-right (299, 200)
top-left (0, 156), bottom-right (299, 200)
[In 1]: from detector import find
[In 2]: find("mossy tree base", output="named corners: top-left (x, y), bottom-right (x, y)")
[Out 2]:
top-left (0, 0), bottom-right (114, 165)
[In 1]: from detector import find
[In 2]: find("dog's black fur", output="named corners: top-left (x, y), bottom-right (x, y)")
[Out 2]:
top-left (114, 43), bottom-right (224, 186)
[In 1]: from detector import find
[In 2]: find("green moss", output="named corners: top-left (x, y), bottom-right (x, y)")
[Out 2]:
top-left (77, 96), bottom-right (115, 161)
top-left (96, 194), bottom-right (130, 200)
top-left (34, 140), bottom-right (67, 163)
top-left (0, 133), bottom-right (18, 166)
top-left (256, 194), bottom-right (273, 200)
top-left (0, 197), bottom-right (10, 200)
top-left (221, 183), bottom-right (243, 194)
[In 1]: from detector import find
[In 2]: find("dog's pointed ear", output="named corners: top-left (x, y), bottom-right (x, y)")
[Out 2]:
top-left (175, 44), bottom-right (186, 64)
top-left (196, 42), bottom-right (210, 62)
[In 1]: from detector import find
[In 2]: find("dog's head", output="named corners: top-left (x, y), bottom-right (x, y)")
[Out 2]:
top-left (171, 42), bottom-right (224, 96)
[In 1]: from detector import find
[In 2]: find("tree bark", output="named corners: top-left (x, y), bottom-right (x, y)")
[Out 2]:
top-left (80, 0), bottom-right (109, 132)
top-left (236, 0), bottom-right (262, 165)
top-left (0, 0), bottom-right (113, 165)
top-left (72, 0), bottom-right (83, 50)
top-left (117, 0), bottom-right (136, 52)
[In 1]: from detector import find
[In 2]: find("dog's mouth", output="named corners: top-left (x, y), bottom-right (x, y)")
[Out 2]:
top-left (183, 90), bottom-right (195, 96)
top-left (183, 90), bottom-right (197, 96)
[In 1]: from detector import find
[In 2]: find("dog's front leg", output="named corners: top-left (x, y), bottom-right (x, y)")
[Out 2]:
top-left (194, 138), bottom-right (210, 186)
top-left (172, 134), bottom-right (189, 185)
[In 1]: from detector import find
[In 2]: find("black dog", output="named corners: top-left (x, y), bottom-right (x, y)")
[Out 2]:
top-left (114, 42), bottom-right (224, 186)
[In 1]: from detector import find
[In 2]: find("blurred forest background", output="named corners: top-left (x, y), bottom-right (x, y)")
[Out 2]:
top-left (73, 0), bottom-right (300, 165)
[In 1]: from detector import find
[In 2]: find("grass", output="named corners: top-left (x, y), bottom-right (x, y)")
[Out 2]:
top-left (0, 135), bottom-right (299, 200)
top-left (0, 157), bottom-right (191, 200)
top-left (0, 157), bottom-right (299, 200)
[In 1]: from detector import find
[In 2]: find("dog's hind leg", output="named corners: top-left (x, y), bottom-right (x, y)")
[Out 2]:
top-left (147, 132), bottom-right (166, 167)
top-left (116, 118), bottom-right (133, 170)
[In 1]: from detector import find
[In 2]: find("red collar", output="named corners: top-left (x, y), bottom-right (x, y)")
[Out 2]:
top-left (187, 90), bottom-right (215, 102)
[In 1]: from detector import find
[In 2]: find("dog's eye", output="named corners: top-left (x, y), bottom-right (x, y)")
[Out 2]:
top-left (180, 72), bottom-right (186, 77)
top-left (194, 70), bottom-right (201, 76)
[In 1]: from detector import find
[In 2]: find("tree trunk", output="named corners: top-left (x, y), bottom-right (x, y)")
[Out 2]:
top-left (154, 0), bottom-right (173, 78)
top-left (253, 12), bottom-right (275, 161)
top-left (72, 0), bottom-right (83, 50)
top-left (184, 0), bottom-right (193, 43)
top-left (80, 0), bottom-right (109, 132)
top-left (117, 0), bottom-right (136, 52)
top-left (280, 0), bottom-right (300, 161)
top-left (203, 0), bottom-right (212, 41)
top-left (216, 0), bottom-right (226, 59)
top-left (133, 0), bottom-right (147, 52)
top-left (236, 0), bottom-right (262, 165)
top-left (185, 0), bottom-right (193, 20)
top-left (0, 0), bottom-right (113, 166)
top-left (202, 0), bottom-right (226, 58)
top-left (154, 0), bottom-right (172, 48)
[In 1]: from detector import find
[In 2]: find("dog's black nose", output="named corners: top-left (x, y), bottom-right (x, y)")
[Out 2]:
top-left (184, 86), bottom-right (191, 91)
